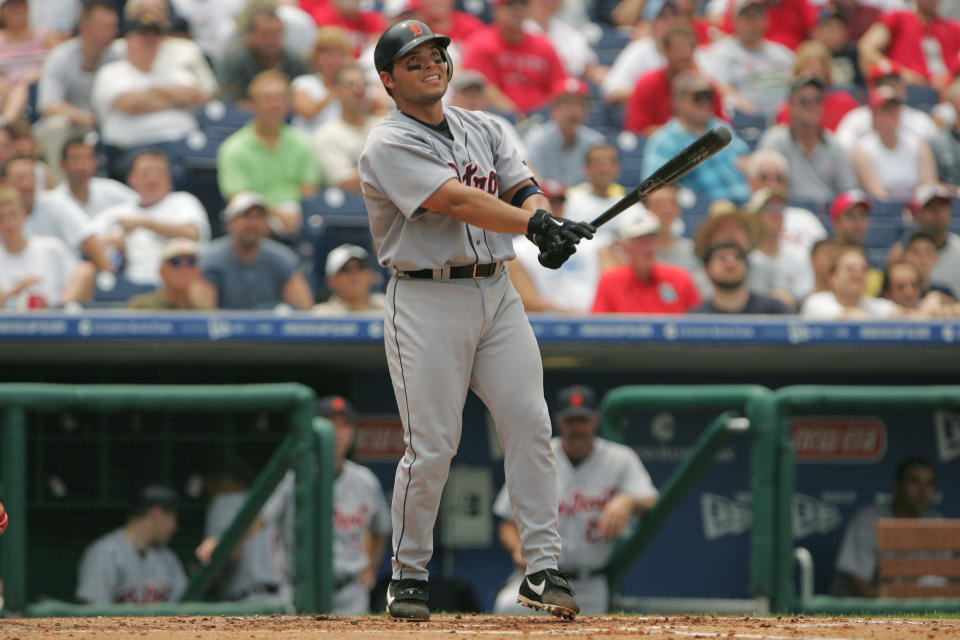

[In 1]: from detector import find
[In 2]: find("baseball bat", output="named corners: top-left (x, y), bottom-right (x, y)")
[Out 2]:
top-left (591, 125), bottom-right (732, 229)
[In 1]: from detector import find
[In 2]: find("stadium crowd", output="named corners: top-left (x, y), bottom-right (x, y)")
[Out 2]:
top-left (1, 0), bottom-right (960, 319)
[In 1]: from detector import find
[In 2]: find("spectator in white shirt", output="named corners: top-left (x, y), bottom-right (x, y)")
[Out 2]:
top-left (53, 137), bottom-right (138, 219)
top-left (90, 149), bottom-right (211, 287)
top-left (291, 26), bottom-right (353, 134)
top-left (801, 246), bottom-right (900, 319)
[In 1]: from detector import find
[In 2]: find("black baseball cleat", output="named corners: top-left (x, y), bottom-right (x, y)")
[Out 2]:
top-left (516, 569), bottom-right (579, 620)
top-left (386, 579), bottom-right (430, 620)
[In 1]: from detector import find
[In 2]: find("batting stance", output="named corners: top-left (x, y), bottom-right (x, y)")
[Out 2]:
top-left (359, 20), bottom-right (595, 621)
top-left (492, 386), bottom-right (658, 614)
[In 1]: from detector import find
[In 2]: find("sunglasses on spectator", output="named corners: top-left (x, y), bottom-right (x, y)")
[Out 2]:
top-left (167, 256), bottom-right (197, 267)
top-left (690, 90), bottom-right (713, 104)
top-left (339, 262), bottom-right (368, 274)
top-left (759, 172), bottom-right (786, 182)
top-left (795, 95), bottom-right (822, 107)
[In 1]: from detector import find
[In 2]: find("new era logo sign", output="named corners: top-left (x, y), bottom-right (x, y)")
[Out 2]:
top-left (793, 493), bottom-right (842, 538)
top-left (934, 411), bottom-right (960, 462)
top-left (700, 493), bottom-right (752, 541)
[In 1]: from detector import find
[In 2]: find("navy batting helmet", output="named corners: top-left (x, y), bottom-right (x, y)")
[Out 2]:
top-left (374, 20), bottom-right (452, 80)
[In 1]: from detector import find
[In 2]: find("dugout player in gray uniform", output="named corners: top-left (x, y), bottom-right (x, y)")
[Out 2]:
top-left (359, 20), bottom-right (595, 622)
top-left (75, 484), bottom-right (187, 604)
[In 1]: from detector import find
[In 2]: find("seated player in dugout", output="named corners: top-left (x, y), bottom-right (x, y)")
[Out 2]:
top-left (491, 385), bottom-right (658, 614)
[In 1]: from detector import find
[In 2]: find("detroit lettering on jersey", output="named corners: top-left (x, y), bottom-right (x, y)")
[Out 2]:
top-left (335, 503), bottom-right (372, 532)
top-left (558, 486), bottom-right (618, 517)
top-left (116, 582), bottom-right (172, 604)
top-left (446, 161), bottom-right (499, 195)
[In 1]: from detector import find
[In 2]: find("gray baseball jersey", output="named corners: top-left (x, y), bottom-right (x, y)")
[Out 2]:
top-left (203, 490), bottom-right (283, 601)
top-left (75, 528), bottom-right (187, 604)
top-left (493, 437), bottom-right (657, 613)
top-left (360, 104), bottom-right (564, 586)
top-left (359, 106), bottom-right (533, 272)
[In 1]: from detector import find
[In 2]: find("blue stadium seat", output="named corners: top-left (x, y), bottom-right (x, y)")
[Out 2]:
top-left (904, 84), bottom-right (940, 114)
top-left (301, 188), bottom-right (367, 218)
top-left (865, 217), bottom-right (904, 249)
top-left (195, 100), bottom-right (252, 139)
top-left (297, 201), bottom-right (378, 300)
top-left (869, 199), bottom-right (907, 219)
top-left (730, 110), bottom-right (768, 151)
top-left (616, 131), bottom-right (645, 186)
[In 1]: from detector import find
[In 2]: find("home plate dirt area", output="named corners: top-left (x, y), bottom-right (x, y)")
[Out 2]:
top-left (1, 614), bottom-right (958, 640)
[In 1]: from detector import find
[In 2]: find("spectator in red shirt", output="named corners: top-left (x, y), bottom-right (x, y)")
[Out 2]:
top-left (624, 27), bottom-right (724, 135)
top-left (308, 0), bottom-right (386, 52)
top-left (859, 0), bottom-right (960, 89)
top-left (774, 40), bottom-right (859, 132)
top-left (462, 0), bottom-right (567, 115)
top-left (591, 208), bottom-right (701, 313)
top-left (719, 0), bottom-right (818, 50)
top-left (419, 0), bottom-right (483, 45)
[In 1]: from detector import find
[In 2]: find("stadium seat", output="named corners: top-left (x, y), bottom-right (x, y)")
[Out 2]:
top-left (297, 204), bottom-right (379, 300)
top-left (904, 84), bottom-right (940, 114)
top-left (865, 216), bottom-right (904, 249)
top-left (730, 110), bottom-right (768, 151)
top-left (301, 188), bottom-right (367, 218)
top-left (616, 131), bottom-right (646, 186)
top-left (868, 199), bottom-right (907, 219)
top-left (594, 25), bottom-right (630, 67)
top-left (195, 100), bottom-right (252, 139)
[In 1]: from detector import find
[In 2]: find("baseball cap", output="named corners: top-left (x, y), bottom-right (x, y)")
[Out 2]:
top-left (868, 85), bottom-right (901, 109)
top-left (789, 75), bottom-right (825, 94)
top-left (554, 385), bottom-right (599, 420)
top-left (132, 484), bottom-right (178, 513)
top-left (125, 11), bottom-right (167, 35)
top-left (914, 183), bottom-right (952, 210)
top-left (733, 0), bottom-right (765, 14)
top-left (829, 189), bottom-right (872, 222)
top-left (540, 178), bottom-right (567, 201)
top-left (224, 191), bottom-right (267, 222)
top-left (325, 243), bottom-right (369, 278)
top-left (451, 69), bottom-right (487, 93)
top-left (616, 208), bottom-right (661, 240)
top-left (550, 76), bottom-right (590, 102)
top-left (744, 187), bottom-right (788, 215)
top-left (317, 395), bottom-right (356, 419)
top-left (160, 238), bottom-right (199, 263)
top-left (867, 60), bottom-right (902, 87)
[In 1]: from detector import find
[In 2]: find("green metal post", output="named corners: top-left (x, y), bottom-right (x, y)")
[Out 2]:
top-left (293, 399), bottom-right (319, 613)
top-left (745, 391), bottom-right (779, 604)
top-left (1, 407), bottom-right (28, 613)
top-left (312, 417), bottom-right (335, 614)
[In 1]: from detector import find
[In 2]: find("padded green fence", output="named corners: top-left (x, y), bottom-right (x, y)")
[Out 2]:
top-left (0, 383), bottom-right (333, 616)
top-left (598, 385), bottom-right (779, 606)
top-left (773, 385), bottom-right (960, 615)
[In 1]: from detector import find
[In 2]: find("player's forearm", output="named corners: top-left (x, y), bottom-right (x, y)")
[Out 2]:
top-left (424, 179), bottom-right (533, 235)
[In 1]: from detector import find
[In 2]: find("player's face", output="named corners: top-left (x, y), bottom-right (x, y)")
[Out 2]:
top-left (384, 43), bottom-right (448, 104)
top-left (557, 415), bottom-right (598, 445)
top-left (706, 246), bottom-right (747, 289)
top-left (330, 414), bottom-right (356, 462)
top-left (886, 263), bottom-right (922, 308)
top-left (834, 205), bottom-right (869, 246)
top-left (152, 507), bottom-right (178, 544)
top-left (895, 464), bottom-right (935, 516)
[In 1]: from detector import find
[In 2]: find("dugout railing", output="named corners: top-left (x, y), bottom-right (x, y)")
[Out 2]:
top-left (0, 383), bottom-right (334, 617)
top-left (774, 385), bottom-right (960, 615)
top-left (598, 385), bottom-right (780, 614)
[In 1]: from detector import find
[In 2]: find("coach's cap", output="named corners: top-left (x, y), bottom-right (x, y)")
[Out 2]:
top-left (554, 385), bottom-right (599, 419)
top-left (868, 85), bottom-right (901, 109)
top-left (914, 183), bottom-right (952, 210)
top-left (317, 395), bottom-right (356, 419)
top-left (550, 76), bottom-right (590, 101)
top-left (616, 208), bottom-right (661, 240)
top-left (224, 191), bottom-right (266, 221)
top-left (160, 238), bottom-right (199, 263)
top-left (451, 69), bottom-right (487, 93)
top-left (325, 243), bottom-right (370, 278)
top-left (829, 189), bottom-right (871, 222)
top-left (733, 0), bottom-right (765, 14)
top-left (867, 60), bottom-right (902, 87)
top-left (133, 484), bottom-right (179, 512)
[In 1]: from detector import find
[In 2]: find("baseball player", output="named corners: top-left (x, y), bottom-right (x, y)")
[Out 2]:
top-left (359, 20), bottom-right (595, 621)
top-left (75, 484), bottom-right (187, 604)
top-left (260, 396), bottom-right (391, 614)
top-left (492, 385), bottom-right (658, 614)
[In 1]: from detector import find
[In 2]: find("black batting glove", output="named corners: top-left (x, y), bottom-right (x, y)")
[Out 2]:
top-left (537, 239), bottom-right (577, 269)
top-left (526, 210), bottom-right (596, 248)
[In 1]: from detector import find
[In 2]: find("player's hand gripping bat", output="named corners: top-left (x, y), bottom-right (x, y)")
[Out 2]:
top-left (537, 125), bottom-right (733, 265)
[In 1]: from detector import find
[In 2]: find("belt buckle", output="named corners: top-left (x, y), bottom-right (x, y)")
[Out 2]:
top-left (472, 264), bottom-right (480, 278)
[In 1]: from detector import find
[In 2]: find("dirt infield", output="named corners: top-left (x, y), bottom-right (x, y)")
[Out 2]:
top-left (1, 614), bottom-right (958, 639)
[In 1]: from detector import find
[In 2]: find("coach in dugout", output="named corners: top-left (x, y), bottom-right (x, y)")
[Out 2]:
top-left (76, 484), bottom-right (186, 605)
top-left (491, 385), bottom-right (658, 614)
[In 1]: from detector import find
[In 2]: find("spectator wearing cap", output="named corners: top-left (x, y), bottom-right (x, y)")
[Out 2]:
top-left (834, 61), bottom-right (938, 153)
top-left (743, 148), bottom-right (828, 254)
top-left (592, 208), bottom-right (701, 313)
top-left (462, 0), bottom-right (567, 115)
top-left (197, 192), bottom-right (313, 310)
top-left (902, 227), bottom-right (958, 299)
top-left (895, 185), bottom-right (960, 296)
top-left (772, 41), bottom-right (859, 132)
top-left (34, 1), bottom-right (121, 178)
top-left (312, 244), bottom-right (385, 315)
top-left (715, 0), bottom-right (817, 51)
top-left (76, 484), bottom-right (187, 604)
top-left (448, 70), bottom-right (529, 164)
top-left (291, 26), bottom-right (354, 134)
top-left (89, 149), bottom-right (211, 288)
top-left (850, 85), bottom-right (937, 203)
top-left (53, 136), bottom-right (137, 220)
top-left (858, 0), bottom-right (960, 90)
top-left (523, 77), bottom-right (606, 188)
top-left (509, 178), bottom-right (605, 313)
top-left (256, 395), bottom-right (391, 613)
top-left (829, 189), bottom-right (885, 296)
top-left (491, 384), bottom-right (657, 615)
top-left (700, 0), bottom-right (795, 120)
top-left (690, 241), bottom-right (791, 313)
top-left (217, 70), bottom-right (321, 237)
top-left (643, 71), bottom-right (751, 201)
top-left (744, 187), bottom-right (814, 309)
top-left (89, 8), bottom-right (205, 158)
top-left (525, 0), bottom-right (605, 82)
top-left (126, 239), bottom-right (213, 310)
top-left (624, 27), bottom-right (724, 136)
top-left (801, 245), bottom-right (900, 318)
top-left (217, 3), bottom-right (309, 105)
top-left (313, 64), bottom-right (383, 195)
top-left (0, 185), bottom-right (95, 309)
top-left (757, 75), bottom-right (858, 204)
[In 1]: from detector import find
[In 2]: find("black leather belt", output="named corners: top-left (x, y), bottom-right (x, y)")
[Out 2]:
top-left (402, 262), bottom-right (501, 279)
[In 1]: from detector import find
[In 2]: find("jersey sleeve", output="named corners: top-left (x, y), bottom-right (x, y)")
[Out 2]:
top-left (360, 130), bottom-right (462, 219)
top-left (486, 114), bottom-right (534, 193)
top-left (164, 548), bottom-right (189, 601)
top-left (834, 508), bottom-right (878, 582)
top-left (491, 483), bottom-right (514, 521)
top-left (617, 447), bottom-right (658, 501)
top-left (75, 540), bottom-right (118, 604)
top-left (204, 494), bottom-right (241, 539)
top-left (261, 471), bottom-right (295, 527)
